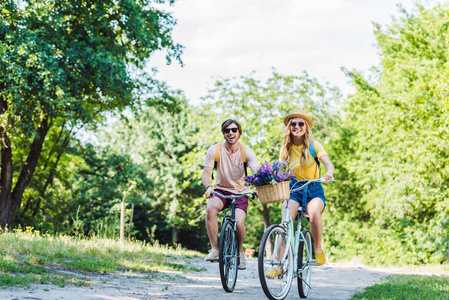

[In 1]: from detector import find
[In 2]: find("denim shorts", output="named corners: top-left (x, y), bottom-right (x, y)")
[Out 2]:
top-left (214, 189), bottom-right (249, 214)
top-left (289, 180), bottom-right (326, 212)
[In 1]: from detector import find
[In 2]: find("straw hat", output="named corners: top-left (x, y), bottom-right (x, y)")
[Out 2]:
top-left (283, 110), bottom-right (313, 127)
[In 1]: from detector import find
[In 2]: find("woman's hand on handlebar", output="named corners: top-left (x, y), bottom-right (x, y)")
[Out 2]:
top-left (323, 173), bottom-right (334, 181)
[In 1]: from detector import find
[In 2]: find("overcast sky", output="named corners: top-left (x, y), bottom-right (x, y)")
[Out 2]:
top-left (150, 0), bottom-right (433, 105)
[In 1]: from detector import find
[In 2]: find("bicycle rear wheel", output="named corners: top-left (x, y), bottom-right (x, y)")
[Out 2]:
top-left (219, 219), bottom-right (238, 292)
top-left (297, 229), bottom-right (312, 298)
top-left (258, 224), bottom-right (294, 300)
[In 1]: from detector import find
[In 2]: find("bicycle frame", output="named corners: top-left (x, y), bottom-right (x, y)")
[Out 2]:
top-left (274, 199), bottom-right (310, 277)
top-left (221, 198), bottom-right (237, 228)
top-left (216, 191), bottom-right (256, 232)
top-left (273, 178), bottom-right (333, 276)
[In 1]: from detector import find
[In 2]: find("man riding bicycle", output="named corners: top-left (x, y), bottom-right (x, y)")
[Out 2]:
top-left (202, 119), bottom-right (259, 270)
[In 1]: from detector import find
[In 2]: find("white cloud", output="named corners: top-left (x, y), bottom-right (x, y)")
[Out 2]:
top-left (150, 0), bottom-right (428, 104)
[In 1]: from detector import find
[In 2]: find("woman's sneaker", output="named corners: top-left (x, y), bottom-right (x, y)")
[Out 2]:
top-left (238, 252), bottom-right (246, 270)
top-left (265, 268), bottom-right (282, 279)
top-left (315, 251), bottom-right (326, 266)
top-left (205, 249), bottom-right (219, 262)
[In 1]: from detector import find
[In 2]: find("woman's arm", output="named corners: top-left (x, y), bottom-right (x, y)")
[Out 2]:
top-left (319, 155), bottom-right (334, 181)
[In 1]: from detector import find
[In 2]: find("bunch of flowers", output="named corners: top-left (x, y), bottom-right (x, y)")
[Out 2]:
top-left (245, 160), bottom-right (296, 187)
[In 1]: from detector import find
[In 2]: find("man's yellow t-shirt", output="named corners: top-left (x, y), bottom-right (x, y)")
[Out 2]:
top-left (279, 141), bottom-right (327, 180)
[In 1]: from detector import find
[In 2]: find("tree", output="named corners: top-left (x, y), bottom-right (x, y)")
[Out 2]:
top-left (329, 2), bottom-right (449, 264)
top-left (94, 93), bottom-right (206, 249)
top-left (0, 0), bottom-right (182, 229)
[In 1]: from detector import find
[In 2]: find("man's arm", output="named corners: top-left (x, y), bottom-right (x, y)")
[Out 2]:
top-left (202, 166), bottom-right (214, 198)
top-left (249, 165), bottom-right (259, 174)
top-left (246, 146), bottom-right (259, 175)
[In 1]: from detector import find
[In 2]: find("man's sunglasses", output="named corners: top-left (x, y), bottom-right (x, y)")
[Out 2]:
top-left (224, 128), bottom-right (238, 134)
top-left (291, 121), bottom-right (305, 128)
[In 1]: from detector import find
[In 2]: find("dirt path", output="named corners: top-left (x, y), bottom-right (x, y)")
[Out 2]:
top-left (0, 256), bottom-right (444, 300)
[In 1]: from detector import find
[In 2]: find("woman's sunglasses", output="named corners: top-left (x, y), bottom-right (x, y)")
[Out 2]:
top-left (224, 128), bottom-right (238, 133)
top-left (291, 121), bottom-right (305, 128)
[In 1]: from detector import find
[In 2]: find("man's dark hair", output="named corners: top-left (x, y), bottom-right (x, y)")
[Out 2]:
top-left (221, 119), bottom-right (242, 135)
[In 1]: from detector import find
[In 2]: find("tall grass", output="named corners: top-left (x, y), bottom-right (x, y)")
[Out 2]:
top-left (0, 227), bottom-right (205, 289)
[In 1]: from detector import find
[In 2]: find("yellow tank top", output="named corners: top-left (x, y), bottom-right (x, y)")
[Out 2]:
top-left (279, 141), bottom-right (327, 180)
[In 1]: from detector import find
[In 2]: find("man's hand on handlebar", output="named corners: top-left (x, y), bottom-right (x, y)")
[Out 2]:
top-left (204, 186), bottom-right (213, 199)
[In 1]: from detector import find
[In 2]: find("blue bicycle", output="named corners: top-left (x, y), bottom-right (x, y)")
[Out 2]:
top-left (212, 190), bottom-right (256, 292)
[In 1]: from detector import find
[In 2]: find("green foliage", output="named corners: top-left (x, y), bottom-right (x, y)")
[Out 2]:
top-left (0, 0), bottom-right (183, 229)
top-left (327, 2), bottom-right (449, 264)
top-left (0, 257), bottom-right (48, 274)
top-left (86, 95), bottom-right (207, 250)
top-left (10, 78), bottom-right (208, 250)
top-left (350, 274), bottom-right (449, 300)
top-left (1, 0), bottom-right (182, 129)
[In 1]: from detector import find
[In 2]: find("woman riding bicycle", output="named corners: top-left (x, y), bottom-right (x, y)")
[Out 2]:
top-left (279, 109), bottom-right (334, 267)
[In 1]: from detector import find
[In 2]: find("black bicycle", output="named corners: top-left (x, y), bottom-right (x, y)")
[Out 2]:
top-left (212, 190), bottom-right (256, 292)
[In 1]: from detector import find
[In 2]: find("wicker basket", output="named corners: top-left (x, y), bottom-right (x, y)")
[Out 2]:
top-left (256, 181), bottom-right (290, 204)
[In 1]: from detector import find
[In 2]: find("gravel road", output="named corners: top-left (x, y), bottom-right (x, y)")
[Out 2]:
top-left (1, 256), bottom-right (444, 300)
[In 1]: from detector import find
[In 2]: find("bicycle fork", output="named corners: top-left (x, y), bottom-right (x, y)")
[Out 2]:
top-left (295, 221), bottom-right (312, 291)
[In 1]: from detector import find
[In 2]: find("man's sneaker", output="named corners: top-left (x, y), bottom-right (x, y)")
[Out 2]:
top-left (205, 248), bottom-right (219, 262)
top-left (238, 251), bottom-right (246, 270)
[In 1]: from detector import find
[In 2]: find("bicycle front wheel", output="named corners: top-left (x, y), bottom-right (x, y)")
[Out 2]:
top-left (297, 229), bottom-right (312, 298)
top-left (258, 224), bottom-right (294, 300)
top-left (219, 219), bottom-right (239, 292)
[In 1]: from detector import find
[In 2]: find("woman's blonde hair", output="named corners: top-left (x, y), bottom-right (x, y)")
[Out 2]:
top-left (280, 118), bottom-right (312, 172)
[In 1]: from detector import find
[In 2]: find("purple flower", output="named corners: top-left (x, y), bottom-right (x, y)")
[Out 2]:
top-left (244, 160), bottom-right (296, 187)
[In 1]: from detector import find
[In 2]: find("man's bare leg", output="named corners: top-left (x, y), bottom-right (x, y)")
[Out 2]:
top-left (205, 196), bottom-right (224, 250)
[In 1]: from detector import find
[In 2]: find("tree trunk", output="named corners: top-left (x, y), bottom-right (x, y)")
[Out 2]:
top-left (120, 200), bottom-right (125, 244)
top-left (128, 203), bottom-right (134, 240)
top-left (172, 226), bottom-right (178, 245)
top-left (259, 204), bottom-right (272, 258)
top-left (260, 204), bottom-right (271, 231)
top-left (0, 95), bottom-right (50, 230)
top-left (0, 94), bottom-right (14, 230)
top-left (31, 127), bottom-right (72, 218)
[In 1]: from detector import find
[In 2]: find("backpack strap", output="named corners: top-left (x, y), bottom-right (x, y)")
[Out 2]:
top-left (240, 143), bottom-right (248, 177)
top-left (214, 143), bottom-right (221, 169)
top-left (212, 143), bottom-right (221, 179)
top-left (212, 142), bottom-right (247, 179)
top-left (309, 140), bottom-right (321, 175)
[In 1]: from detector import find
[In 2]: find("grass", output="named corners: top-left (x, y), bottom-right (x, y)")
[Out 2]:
top-left (0, 227), bottom-right (205, 289)
top-left (350, 274), bottom-right (449, 299)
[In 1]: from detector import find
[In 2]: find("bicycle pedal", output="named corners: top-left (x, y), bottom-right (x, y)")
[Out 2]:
top-left (210, 259), bottom-right (219, 262)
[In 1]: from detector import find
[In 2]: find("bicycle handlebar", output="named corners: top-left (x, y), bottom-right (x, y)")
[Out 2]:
top-left (290, 177), bottom-right (336, 193)
top-left (211, 190), bottom-right (257, 199)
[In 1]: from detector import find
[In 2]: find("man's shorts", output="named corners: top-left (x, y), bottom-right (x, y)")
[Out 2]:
top-left (214, 189), bottom-right (249, 214)
top-left (289, 180), bottom-right (326, 212)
